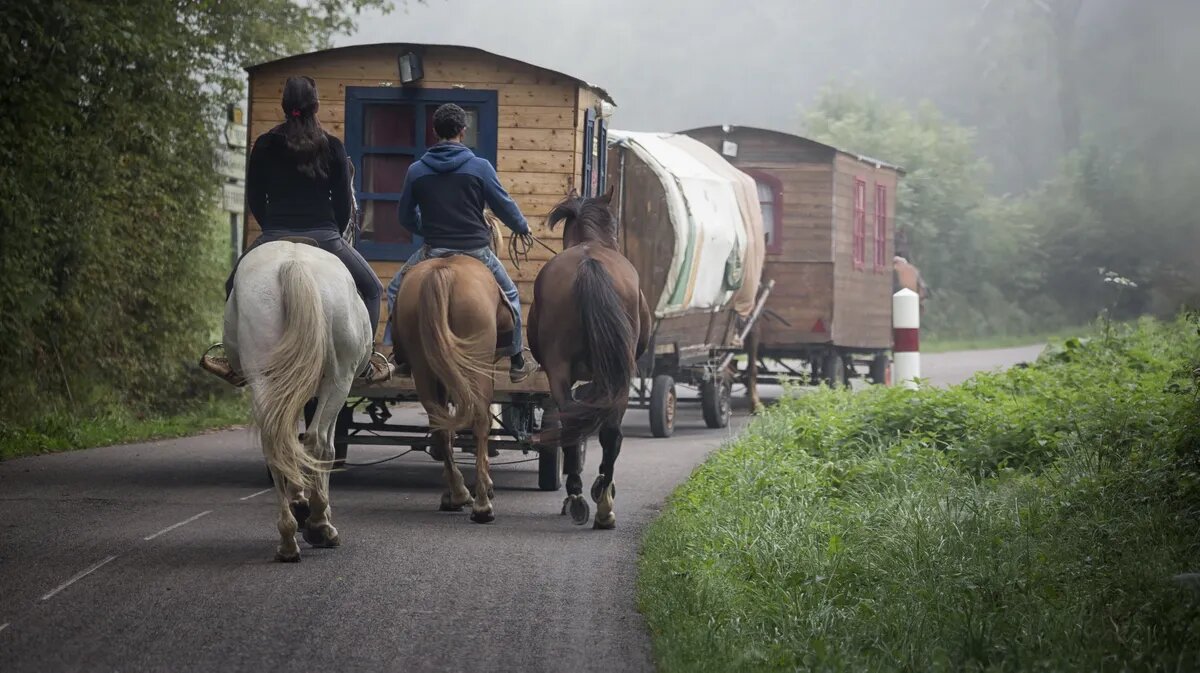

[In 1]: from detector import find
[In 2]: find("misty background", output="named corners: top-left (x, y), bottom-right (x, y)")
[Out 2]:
top-left (342, 0), bottom-right (1200, 337)
top-left (342, 0), bottom-right (1198, 193)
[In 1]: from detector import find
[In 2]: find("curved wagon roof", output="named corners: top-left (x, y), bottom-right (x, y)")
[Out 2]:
top-left (246, 42), bottom-right (615, 106)
top-left (680, 124), bottom-right (904, 174)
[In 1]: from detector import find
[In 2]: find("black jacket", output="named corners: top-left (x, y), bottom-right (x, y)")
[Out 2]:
top-left (246, 126), bottom-right (352, 234)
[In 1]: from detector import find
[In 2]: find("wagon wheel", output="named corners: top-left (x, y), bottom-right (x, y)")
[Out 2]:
top-left (700, 372), bottom-right (732, 429)
top-left (333, 404), bottom-right (354, 468)
top-left (822, 351), bottom-right (847, 389)
top-left (868, 353), bottom-right (890, 386)
top-left (649, 374), bottom-right (676, 438)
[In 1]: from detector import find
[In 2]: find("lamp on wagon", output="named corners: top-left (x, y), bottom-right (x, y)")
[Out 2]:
top-left (398, 51), bottom-right (424, 85)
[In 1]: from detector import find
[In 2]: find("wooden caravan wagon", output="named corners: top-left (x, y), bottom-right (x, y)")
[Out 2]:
top-left (682, 125), bottom-right (903, 388)
top-left (243, 43), bottom-right (615, 490)
top-left (606, 131), bottom-right (773, 437)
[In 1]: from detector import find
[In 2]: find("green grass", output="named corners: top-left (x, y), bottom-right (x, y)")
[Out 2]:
top-left (639, 316), bottom-right (1200, 672)
top-left (922, 325), bottom-right (1092, 353)
top-left (0, 394), bottom-right (248, 461)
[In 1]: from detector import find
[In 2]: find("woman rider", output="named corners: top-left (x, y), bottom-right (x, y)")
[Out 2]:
top-left (201, 75), bottom-right (392, 385)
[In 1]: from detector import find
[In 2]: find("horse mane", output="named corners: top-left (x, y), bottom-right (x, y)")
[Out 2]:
top-left (547, 193), bottom-right (618, 248)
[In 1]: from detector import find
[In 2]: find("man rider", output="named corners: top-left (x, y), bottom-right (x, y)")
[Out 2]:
top-left (387, 103), bottom-right (535, 383)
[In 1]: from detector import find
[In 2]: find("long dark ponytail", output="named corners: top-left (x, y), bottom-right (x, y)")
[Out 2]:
top-left (281, 75), bottom-right (330, 179)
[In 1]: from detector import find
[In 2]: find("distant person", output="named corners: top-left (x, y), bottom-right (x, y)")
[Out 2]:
top-left (201, 75), bottom-right (390, 385)
top-left (385, 103), bottom-right (536, 383)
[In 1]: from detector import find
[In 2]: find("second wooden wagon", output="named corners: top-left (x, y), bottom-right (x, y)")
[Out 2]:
top-left (682, 125), bottom-right (904, 391)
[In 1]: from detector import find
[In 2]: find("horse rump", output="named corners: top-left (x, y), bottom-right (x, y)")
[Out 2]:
top-left (559, 257), bottom-right (635, 441)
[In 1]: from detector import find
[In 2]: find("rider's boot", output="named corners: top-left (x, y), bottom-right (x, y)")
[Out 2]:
top-left (360, 349), bottom-right (395, 384)
top-left (509, 351), bottom-right (537, 384)
top-left (200, 345), bottom-right (246, 387)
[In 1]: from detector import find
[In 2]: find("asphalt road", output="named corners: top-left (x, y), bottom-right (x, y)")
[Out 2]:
top-left (0, 346), bottom-right (1041, 672)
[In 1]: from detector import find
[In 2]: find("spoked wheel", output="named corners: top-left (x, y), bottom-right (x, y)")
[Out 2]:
top-left (333, 405), bottom-right (353, 468)
top-left (700, 373), bottom-right (732, 429)
top-left (537, 445), bottom-right (563, 491)
top-left (649, 374), bottom-right (677, 438)
top-left (868, 353), bottom-right (890, 386)
top-left (822, 351), bottom-right (847, 388)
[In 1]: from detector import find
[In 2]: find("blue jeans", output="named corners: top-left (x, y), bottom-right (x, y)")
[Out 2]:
top-left (385, 246), bottom-right (521, 356)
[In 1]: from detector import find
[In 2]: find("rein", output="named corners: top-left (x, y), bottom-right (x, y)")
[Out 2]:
top-left (507, 232), bottom-right (558, 270)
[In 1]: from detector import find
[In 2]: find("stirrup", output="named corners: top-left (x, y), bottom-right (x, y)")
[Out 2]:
top-left (360, 351), bottom-right (395, 384)
top-left (200, 343), bottom-right (247, 388)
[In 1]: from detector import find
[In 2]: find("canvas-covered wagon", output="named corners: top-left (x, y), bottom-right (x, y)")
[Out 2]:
top-left (605, 130), bottom-right (772, 437)
top-left (243, 43), bottom-right (615, 490)
top-left (682, 125), bottom-right (903, 390)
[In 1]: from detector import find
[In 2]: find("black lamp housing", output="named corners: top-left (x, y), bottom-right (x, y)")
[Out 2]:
top-left (398, 51), bottom-right (424, 85)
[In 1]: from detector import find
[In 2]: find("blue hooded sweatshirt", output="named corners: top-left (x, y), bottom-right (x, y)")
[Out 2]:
top-left (396, 142), bottom-right (529, 250)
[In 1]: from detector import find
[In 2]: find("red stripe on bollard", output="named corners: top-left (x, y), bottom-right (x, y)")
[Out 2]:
top-left (893, 327), bottom-right (919, 353)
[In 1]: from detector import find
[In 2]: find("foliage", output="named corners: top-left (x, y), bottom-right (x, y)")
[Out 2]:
top-left (0, 1), bottom-right (386, 436)
top-left (639, 315), bottom-right (1200, 672)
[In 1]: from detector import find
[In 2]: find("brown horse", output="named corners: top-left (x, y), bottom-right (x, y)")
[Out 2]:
top-left (528, 186), bottom-right (650, 529)
top-left (392, 255), bottom-right (514, 523)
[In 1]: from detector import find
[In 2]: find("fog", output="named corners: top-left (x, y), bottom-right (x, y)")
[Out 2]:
top-left (340, 0), bottom-right (1199, 193)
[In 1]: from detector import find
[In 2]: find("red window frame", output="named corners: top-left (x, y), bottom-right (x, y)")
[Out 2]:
top-left (852, 178), bottom-right (867, 269)
top-left (746, 170), bottom-right (784, 255)
top-left (874, 183), bottom-right (888, 272)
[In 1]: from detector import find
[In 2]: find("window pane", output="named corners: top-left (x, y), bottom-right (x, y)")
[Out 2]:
top-left (363, 154), bottom-right (413, 194)
top-left (756, 182), bottom-right (774, 202)
top-left (365, 104), bottom-right (416, 147)
top-left (361, 200), bottom-right (411, 245)
top-left (425, 106), bottom-right (479, 147)
top-left (759, 203), bottom-right (775, 245)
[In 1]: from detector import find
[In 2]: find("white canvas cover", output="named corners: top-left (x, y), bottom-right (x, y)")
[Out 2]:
top-left (609, 130), bottom-right (765, 318)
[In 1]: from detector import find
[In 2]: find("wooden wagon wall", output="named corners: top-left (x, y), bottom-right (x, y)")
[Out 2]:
top-left (831, 154), bottom-right (896, 350)
top-left (246, 45), bottom-right (600, 342)
top-left (685, 127), bottom-right (897, 352)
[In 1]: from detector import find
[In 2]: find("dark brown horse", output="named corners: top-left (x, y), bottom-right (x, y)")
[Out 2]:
top-left (392, 255), bottom-right (513, 523)
top-left (529, 186), bottom-right (650, 529)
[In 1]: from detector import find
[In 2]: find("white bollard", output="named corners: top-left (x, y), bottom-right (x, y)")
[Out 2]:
top-left (892, 289), bottom-right (920, 390)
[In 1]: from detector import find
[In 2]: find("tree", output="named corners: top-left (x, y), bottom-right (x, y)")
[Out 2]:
top-left (0, 0), bottom-right (389, 420)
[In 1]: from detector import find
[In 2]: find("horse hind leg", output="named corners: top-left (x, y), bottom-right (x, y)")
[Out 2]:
top-left (469, 411), bottom-right (495, 524)
top-left (546, 368), bottom-right (588, 524)
top-left (435, 428), bottom-right (473, 512)
top-left (301, 384), bottom-right (345, 549)
top-left (591, 422), bottom-right (623, 530)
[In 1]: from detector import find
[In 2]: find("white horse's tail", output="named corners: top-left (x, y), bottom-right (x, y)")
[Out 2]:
top-left (255, 259), bottom-right (330, 488)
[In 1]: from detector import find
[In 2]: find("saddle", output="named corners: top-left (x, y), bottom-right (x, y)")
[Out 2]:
top-left (276, 236), bottom-right (320, 247)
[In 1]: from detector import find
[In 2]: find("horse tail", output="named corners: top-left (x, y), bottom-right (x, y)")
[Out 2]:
top-left (416, 264), bottom-right (490, 434)
top-left (562, 257), bottom-right (635, 439)
top-left (256, 258), bottom-right (329, 489)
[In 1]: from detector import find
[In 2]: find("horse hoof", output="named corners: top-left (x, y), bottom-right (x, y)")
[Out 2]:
top-left (470, 509), bottom-right (495, 524)
top-left (302, 525), bottom-right (340, 549)
top-left (290, 501), bottom-right (311, 529)
top-left (275, 550), bottom-right (301, 563)
top-left (440, 493), bottom-right (472, 511)
top-left (568, 496), bottom-right (590, 526)
top-left (590, 478), bottom-right (614, 503)
top-left (593, 513), bottom-right (616, 530)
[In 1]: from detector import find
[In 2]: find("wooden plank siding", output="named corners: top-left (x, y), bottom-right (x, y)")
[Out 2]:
top-left (244, 44), bottom-right (602, 346)
top-left (830, 154), bottom-right (896, 349)
top-left (682, 126), bottom-right (900, 352)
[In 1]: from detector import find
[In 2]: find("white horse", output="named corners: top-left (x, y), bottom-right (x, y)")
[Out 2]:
top-left (224, 239), bottom-right (372, 562)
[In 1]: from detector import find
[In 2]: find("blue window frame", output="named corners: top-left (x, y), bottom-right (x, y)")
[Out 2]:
top-left (580, 108), bottom-right (608, 198)
top-left (344, 86), bottom-right (499, 261)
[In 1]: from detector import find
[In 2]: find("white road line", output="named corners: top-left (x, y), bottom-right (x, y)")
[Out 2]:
top-left (143, 511), bottom-right (211, 541)
top-left (41, 555), bottom-right (118, 601)
top-left (0, 622), bottom-right (9, 634)
top-left (239, 488), bottom-right (272, 501)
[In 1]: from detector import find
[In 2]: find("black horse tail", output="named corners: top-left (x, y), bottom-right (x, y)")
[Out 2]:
top-left (561, 257), bottom-right (635, 441)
